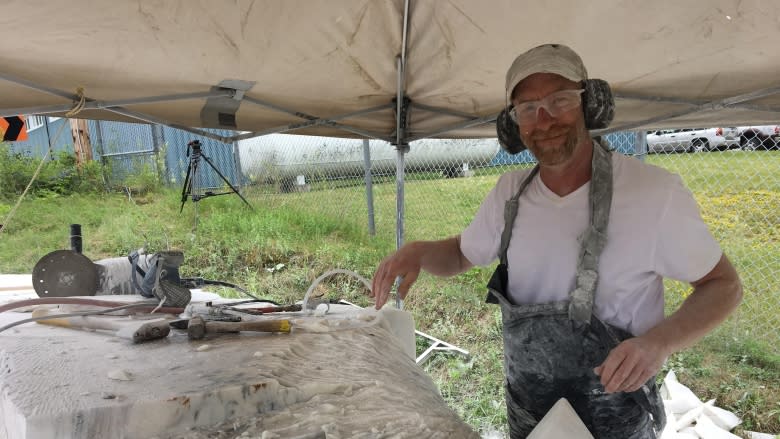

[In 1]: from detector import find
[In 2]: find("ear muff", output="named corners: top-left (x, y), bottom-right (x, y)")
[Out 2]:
top-left (496, 79), bottom-right (615, 154)
top-left (581, 79), bottom-right (614, 130)
top-left (496, 105), bottom-right (525, 154)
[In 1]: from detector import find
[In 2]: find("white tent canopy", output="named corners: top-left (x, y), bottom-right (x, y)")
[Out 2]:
top-left (2, 0), bottom-right (780, 144)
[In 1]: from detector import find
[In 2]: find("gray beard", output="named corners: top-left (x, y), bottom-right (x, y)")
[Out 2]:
top-left (527, 127), bottom-right (580, 166)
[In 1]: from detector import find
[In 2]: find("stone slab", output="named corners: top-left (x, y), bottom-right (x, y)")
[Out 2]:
top-left (0, 299), bottom-right (477, 438)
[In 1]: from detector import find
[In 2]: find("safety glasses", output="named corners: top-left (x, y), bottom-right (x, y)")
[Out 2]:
top-left (509, 89), bottom-right (584, 125)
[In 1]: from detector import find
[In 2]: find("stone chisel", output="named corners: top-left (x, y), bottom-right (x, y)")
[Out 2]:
top-left (31, 308), bottom-right (170, 343)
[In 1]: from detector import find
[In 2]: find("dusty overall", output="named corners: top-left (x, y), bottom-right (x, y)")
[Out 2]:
top-left (486, 143), bottom-right (665, 438)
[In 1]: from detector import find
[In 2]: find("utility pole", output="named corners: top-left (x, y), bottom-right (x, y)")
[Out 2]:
top-left (69, 118), bottom-right (93, 168)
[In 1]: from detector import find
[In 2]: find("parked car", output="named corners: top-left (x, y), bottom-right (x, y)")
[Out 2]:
top-left (737, 125), bottom-right (780, 150)
top-left (646, 127), bottom-right (740, 153)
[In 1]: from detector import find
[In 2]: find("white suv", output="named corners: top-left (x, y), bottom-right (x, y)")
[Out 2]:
top-left (646, 127), bottom-right (740, 153)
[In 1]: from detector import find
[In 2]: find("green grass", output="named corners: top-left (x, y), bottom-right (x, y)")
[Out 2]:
top-left (0, 150), bottom-right (778, 437)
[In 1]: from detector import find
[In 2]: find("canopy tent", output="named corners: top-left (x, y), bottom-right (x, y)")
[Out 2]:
top-left (3, 0), bottom-right (780, 268)
top-left (2, 0), bottom-right (780, 145)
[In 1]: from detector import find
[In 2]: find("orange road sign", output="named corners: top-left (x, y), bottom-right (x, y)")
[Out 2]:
top-left (1, 116), bottom-right (29, 142)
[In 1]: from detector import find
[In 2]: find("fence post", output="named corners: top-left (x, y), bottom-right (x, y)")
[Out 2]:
top-left (232, 139), bottom-right (243, 189)
top-left (93, 120), bottom-right (110, 190)
top-left (43, 117), bottom-right (53, 158)
top-left (635, 130), bottom-right (647, 161)
top-left (362, 138), bottom-right (376, 236)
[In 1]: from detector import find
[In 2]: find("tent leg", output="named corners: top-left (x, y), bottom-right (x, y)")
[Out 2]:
top-left (394, 143), bottom-right (408, 309)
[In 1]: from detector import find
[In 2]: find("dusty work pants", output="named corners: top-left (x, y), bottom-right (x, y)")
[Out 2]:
top-left (488, 267), bottom-right (664, 439)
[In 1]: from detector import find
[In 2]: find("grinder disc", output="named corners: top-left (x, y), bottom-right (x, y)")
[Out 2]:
top-left (32, 250), bottom-right (98, 297)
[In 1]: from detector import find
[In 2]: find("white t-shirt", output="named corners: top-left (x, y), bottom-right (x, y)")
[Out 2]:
top-left (460, 151), bottom-right (722, 336)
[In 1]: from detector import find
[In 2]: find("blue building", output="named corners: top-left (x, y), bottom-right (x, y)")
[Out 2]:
top-left (9, 116), bottom-right (242, 189)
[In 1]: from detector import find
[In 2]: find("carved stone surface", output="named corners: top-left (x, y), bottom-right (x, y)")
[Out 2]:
top-left (0, 288), bottom-right (476, 439)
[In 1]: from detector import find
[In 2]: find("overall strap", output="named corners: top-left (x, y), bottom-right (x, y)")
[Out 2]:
top-left (498, 166), bottom-right (540, 266)
top-left (568, 141), bottom-right (613, 324)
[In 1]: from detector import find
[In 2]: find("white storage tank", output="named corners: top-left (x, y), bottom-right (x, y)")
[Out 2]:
top-left (238, 134), bottom-right (500, 183)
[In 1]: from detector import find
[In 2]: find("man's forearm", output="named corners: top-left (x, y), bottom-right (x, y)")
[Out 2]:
top-left (417, 236), bottom-right (473, 277)
top-left (644, 254), bottom-right (742, 355)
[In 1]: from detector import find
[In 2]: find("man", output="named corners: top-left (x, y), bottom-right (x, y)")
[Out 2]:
top-left (370, 44), bottom-right (742, 438)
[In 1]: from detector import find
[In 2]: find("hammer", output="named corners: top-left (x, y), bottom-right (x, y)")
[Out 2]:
top-left (31, 308), bottom-right (170, 343)
top-left (186, 315), bottom-right (291, 340)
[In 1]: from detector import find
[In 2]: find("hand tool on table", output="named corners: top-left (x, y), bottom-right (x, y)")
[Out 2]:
top-left (168, 312), bottom-right (241, 330)
top-left (217, 303), bottom-right (303, 315)
top-left (184, 315), bottom-right (291, 340)
top-left (31, 308), bottom-right (170, 343)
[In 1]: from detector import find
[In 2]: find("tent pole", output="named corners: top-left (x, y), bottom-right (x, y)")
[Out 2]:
top-left (102, 108), bottom-right (232, 143)
top-left (394, 55), bottom-right (407, 310)
top-left (228, 103), bottom-right (394, 142)
top-left (393, 0), bottom-right (411, 309)
top-left (407, 112), bottom-right (498, 142)
top-left (597, 84), bottom-right (780, 135)
top-left (615, 92), bottom-right (780, 113)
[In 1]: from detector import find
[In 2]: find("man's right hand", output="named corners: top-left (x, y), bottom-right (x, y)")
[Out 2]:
top-left (369, 236), bottom-right (473, 309)
top-left (370, 242), bottom-right (423, 309)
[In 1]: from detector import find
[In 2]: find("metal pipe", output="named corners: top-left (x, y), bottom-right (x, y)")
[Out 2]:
top-left (43, 115), bottom-right (53, 157)
top-left (394, 57), bottom-right (407, 310)
top-left (409, 102), bottom-right (475, 119)
top-left (242, 96), bottom-right (319, 120)
top-left (401, 0), bottom-right (410, 68)
top-left (362, 139), bottom-right (376, 236)
top-left (407, 112), bottom-right (499, 142)
top-left (228, 103), bottom-right (394, 141)
top-left (395, 146), bottom-right (405, 310)
top-left (392, 0), bottom-right (412, 310)
top-left (0, 72), bottom-right (78, 100)
top-left (615, 92), bottom-right (780, 113)
top-left (102, 107), bottom-right (232, 143)
top-left (599, 85), bottom-right (780, 135)
top-left (634, 130), bottom-right (647, 161)
top-left (232, 139), bottom-right (244, 190)
top-left (325, 123), bottom-right (393, 142)
top-left (0, 91), bottom-right (233, 118)
top-left (94, 120), bottom-right (110, 190)
top-left (100, 149), bottom-right (156, 158)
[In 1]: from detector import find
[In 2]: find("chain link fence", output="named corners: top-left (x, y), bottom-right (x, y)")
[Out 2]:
top-left (640, 126), bottom-right (780, 346)
top-left (234, 128), bottom-right (779, 350)
top-left (7, 118), bottom-right (780, 349)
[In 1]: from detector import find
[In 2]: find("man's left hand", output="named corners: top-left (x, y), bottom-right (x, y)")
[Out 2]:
top-left (593, 336), bottom-right (669, 393)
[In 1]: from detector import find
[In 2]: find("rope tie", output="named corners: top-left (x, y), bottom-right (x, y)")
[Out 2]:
top-left (65, 87), bottom-right (87, 117)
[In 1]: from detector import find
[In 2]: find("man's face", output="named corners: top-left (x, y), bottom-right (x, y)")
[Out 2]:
top-left (511, 73), bottom-right (589, 166)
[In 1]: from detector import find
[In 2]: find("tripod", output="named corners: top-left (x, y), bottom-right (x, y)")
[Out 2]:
top-left (179, 140), bottom-right (252, 214)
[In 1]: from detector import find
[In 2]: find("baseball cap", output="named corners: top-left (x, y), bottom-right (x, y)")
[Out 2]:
top-left (505, 44), bottom-right (588, 102)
